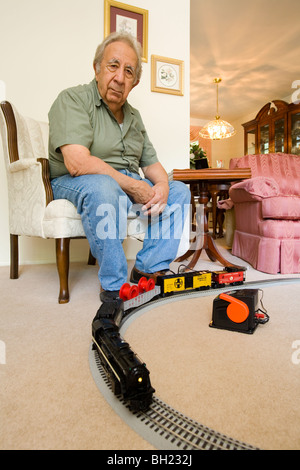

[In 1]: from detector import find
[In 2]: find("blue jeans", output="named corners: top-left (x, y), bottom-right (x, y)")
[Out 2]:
top-left (51, 170), bottom-right (191, 291)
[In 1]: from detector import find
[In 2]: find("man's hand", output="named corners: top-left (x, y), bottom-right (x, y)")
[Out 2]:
top-left (142, 162), bottom-right (170, 216)
top-left (142, 181), bottom-right (169, 216)
top-left (128, 179), bottom-right (155, 205)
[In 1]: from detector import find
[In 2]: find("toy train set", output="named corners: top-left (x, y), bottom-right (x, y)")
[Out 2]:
top-left (91, 266), bottom-right (268, 412)
top-left (121, 266), bottom-right (246, 302)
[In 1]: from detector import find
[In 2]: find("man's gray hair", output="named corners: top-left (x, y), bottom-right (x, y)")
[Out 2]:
top-left (93, 32), bottom-right (143, 84)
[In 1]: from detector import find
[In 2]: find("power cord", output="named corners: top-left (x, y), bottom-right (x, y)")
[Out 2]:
top-left (255, 289), bottom-right (270, 324)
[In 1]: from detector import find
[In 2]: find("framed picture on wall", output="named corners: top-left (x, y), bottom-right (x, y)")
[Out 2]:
top-left (151, 55), bottom-right (184, 96)
top-left (104, 0), bottom-right (148, 62)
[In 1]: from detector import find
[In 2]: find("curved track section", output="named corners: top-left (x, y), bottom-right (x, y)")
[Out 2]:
top-left (89, 278), bottom-right (300, 450)
top-left (89, 345), bottom-right (258, 450)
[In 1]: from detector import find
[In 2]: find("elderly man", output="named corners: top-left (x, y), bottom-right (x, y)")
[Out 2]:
top-left (48, 32), bottom-right (190, 302)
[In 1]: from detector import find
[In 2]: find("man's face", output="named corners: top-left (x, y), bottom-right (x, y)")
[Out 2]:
top-left (95, 41), bottom-right (139, 111)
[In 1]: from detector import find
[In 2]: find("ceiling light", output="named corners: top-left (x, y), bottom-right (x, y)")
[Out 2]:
top-left (199, 78), bottom-right (236, 140)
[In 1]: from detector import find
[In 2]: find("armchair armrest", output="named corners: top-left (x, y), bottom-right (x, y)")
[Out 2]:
top-left (229, 176), bottom-right (279, 203)
top-left (8, 158), bottom-right (39, 172)
top-left (7, 157), bottom-right (53, 204)
top-left (6, 157), bottom-right (54, 236)
top-left (37, 158), bottom-right (54, 205)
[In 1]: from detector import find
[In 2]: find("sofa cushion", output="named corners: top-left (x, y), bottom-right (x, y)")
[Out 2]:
top-left (262, 196), bottom-right (300, 220)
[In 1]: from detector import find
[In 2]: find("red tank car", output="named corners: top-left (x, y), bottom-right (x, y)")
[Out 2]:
top-left (212, 269), bottom-right (245, 287)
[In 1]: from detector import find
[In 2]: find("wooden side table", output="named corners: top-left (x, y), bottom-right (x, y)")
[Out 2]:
top-left (208, 182), bottom-right (231, 238)
top-left (170, 168), bottom-right (252, 269)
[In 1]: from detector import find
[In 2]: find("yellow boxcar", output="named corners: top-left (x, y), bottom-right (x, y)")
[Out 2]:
top-left (159, 271), bottom-right (212, 294)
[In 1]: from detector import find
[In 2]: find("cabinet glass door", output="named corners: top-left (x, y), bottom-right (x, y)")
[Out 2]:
top-left (291, 112), bottom-right (300, 155)
top-left (274, 118), bottom-right (285, 152)
top-left (245, 128), bottom-right (256, 154)
top-left (260, 124), bottom-right (269, 153)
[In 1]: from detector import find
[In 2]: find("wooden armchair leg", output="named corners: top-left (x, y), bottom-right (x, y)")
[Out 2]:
top-left (56, 238), bottom-right (70, 304)
top-left (10, 234), bottom-right (19, 279)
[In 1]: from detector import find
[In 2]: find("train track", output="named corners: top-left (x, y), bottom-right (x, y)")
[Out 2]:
top-left (134, 396), bottom-right (258, 450)
top-left (89, 279), bottom-right (300, 450)
top-left (90, 346), bottom-right (258, 450)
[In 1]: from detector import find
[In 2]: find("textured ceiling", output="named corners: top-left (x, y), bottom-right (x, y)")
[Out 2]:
top-left (190, 0), bottom-right (300, 121)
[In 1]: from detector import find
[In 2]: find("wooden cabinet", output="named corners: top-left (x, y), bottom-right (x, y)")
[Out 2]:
top-left (242, 100), bottom-right (300, 155)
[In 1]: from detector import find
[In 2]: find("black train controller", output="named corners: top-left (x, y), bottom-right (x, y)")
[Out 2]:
top-left (210, 289), bottom-right (269, 334)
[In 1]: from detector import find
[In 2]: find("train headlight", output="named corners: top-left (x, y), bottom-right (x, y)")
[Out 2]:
top-left (138, 377), bottom-right (143, 383)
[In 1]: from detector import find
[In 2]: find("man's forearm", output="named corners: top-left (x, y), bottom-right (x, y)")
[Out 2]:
top-left (142, 162), bottom-right (169, 185)
top-left (60, 143), bottom-right (154, 204)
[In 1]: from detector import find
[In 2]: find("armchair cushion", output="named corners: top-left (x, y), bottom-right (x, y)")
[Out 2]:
top-left (43, 200), bottom-right (147, 240)
top-left (229, 176), bottom-right (279, 202)
top-left (261, 196), bottom-right (300, 220)
top-left (43, 199), bottom-right (85, 238)
top-left (259, 219), bottom-right (300, 239)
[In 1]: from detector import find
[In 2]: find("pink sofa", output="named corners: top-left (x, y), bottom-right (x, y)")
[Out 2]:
top-left (229, 153), bottom-right (300, 274)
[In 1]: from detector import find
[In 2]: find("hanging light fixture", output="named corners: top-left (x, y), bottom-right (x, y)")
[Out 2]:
top-left (199, 78), bottom-right (236, 140)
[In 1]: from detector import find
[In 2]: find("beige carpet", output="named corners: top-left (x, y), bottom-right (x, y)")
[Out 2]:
top-left (123, 283), bottom-right (300, 450)
top-left (0, 240), bottom-right (300, 450)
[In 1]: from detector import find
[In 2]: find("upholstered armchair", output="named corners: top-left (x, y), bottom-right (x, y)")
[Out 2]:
top-left (229, 153), bottom-right (300, 274)
top-left (0, 101), bottom-right (147, 303)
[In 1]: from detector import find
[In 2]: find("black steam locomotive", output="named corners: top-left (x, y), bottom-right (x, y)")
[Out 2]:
top-left (92, 300), bottom-right (155, 411)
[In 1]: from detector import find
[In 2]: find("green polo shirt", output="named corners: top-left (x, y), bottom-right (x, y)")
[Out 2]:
top-left (48, 79), bottom-right (158, 179)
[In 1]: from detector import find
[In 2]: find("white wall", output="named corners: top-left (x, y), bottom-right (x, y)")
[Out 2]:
top-left (0, 0), bottom-right (190, 265)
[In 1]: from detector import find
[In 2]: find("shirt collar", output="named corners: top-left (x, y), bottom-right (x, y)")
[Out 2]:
top-left (92, 78), bottom-right (102, 107)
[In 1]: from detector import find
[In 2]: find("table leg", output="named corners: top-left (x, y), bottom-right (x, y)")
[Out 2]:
top-left (212, 190), bottom-right (219, 239)
top-left (176, 181), bottom-right (244, 270)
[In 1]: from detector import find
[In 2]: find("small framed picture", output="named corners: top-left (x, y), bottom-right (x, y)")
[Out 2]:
top-left (104, 0), bottom-right (148, 62)
top-left (151, 55), bottom-right (184, 96)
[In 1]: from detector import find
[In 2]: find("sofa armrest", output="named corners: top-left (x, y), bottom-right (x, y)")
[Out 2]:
top-left (229, 176), bottom-right (279, 203)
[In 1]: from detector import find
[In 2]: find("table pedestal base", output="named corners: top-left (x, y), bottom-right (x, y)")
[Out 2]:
top-left (171, 168), bottom-right (251, 272)
top-left (176, 232), bottom-right (244, 271)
